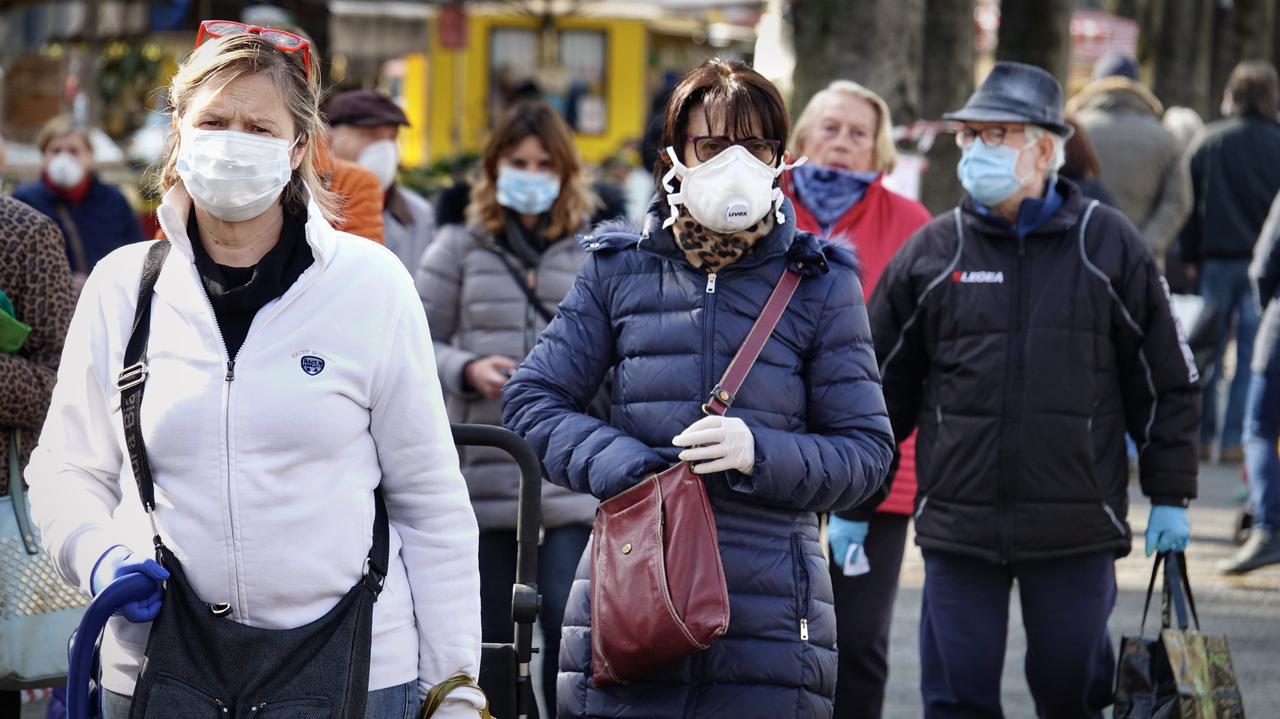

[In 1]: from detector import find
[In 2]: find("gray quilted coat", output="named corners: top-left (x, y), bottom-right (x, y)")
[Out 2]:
top-left (415, 222), bottom-right (597, 530)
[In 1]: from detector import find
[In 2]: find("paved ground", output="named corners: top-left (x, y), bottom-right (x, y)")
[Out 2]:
top-left (882, 460), bottom-right (1280, 718)
top-left (23, 462), bottom-right (1278, 718)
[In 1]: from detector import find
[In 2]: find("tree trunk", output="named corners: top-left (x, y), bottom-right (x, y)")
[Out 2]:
top-left (995, 0), bottom-right (1073, 84)
top-left (1210, 2), bottom-right (1237, 120)
top-left (1151, 0), bottom-right (1214, 118)
top-left (1209, 0), bottom-right (1276, 118)
top-left (790, 0), bottom-right (924, 123)
top-left (920, 0), bottom-right (975, 214)
top-left (1105, 0), bottom-right (1141, 20)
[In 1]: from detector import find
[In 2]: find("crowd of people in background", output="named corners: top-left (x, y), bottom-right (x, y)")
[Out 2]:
top-left (2, 14), bottom-right (1280, 719)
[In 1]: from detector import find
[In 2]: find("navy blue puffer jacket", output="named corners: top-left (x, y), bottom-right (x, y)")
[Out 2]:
top-left (502, 200), bottom-right (894, 719)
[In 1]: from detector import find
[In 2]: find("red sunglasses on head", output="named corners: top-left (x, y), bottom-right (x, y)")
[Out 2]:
top-left (195, 20), bottom-right (312, 78)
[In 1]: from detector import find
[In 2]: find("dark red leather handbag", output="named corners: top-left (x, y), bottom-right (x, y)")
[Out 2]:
top-left (590, 268), bottom-right (803, 687)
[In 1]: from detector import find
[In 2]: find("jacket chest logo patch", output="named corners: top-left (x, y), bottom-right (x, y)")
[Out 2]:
top-left (952, 270), bottom-right (1005, 284)
top-left (300, 355), bottom-right (326, 376)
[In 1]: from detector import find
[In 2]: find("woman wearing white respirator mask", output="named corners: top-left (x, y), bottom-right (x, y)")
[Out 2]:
top-left (25, 24), bottom-right (485, 719)
top-left (502, 59), bottom-right (893, 719)
top-left (13, 115), bottom-right (144, 291)
top-left (325, 89), bottom-right (438, 271)
top-left (416, 100), bottom-right (598, 715)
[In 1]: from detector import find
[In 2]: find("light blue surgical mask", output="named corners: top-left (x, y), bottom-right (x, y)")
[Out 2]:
top-left (957, 141), bottom-right (1032, 207)
top-left (496, 167), bottom-right (561, 216)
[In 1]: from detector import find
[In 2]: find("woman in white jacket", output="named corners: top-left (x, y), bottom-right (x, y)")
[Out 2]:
top-left (24, 23), bottom-right (483, 719)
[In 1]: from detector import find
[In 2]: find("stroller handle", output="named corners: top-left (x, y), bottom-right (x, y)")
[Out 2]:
top-left (66, 572), bottom-right (158, 719)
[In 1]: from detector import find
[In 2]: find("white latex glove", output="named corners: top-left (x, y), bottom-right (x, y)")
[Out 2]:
top-left (672, 415), bottom-right (755, 475)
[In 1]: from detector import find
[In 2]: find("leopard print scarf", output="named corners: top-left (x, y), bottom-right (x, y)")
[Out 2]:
top-left (670, 208), bottom-right (776, 273)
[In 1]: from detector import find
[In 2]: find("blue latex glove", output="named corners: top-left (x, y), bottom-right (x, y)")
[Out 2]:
top-left (827, 516), bottom-right (870, 566)
top-left (1145, 506), bottom-right (1191, 557)
top-left (90, 546), bottom-right (169, 623)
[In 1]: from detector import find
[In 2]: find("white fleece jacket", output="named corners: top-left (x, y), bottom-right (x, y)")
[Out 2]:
top-left (25, 186), bottom-right (483, 716)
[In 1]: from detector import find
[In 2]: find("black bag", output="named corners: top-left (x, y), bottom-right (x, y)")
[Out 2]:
top-left (1114, 552), bottom-right (1245, 719)
top-left (119, 241), bottom-right (390, 718)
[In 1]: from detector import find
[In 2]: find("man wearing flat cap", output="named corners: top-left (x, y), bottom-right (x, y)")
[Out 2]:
top-left (870, 61), bottom-right (1200, 717)
top-left (327, 89), bottom-right (437, 271)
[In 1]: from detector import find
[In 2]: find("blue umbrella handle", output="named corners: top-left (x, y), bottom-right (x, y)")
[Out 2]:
top-left (65, 573), bottom-right (159, 719)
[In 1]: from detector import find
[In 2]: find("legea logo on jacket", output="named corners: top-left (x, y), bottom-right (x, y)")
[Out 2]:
top-left (292, 349), bottom-right (329, 376)
top-left (952, 270), bottom-right (1005, 284)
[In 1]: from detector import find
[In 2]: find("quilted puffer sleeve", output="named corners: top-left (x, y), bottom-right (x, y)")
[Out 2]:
top-left (416, 226), bottom-right (479, 395)
top-left (1103, 212), bottom-right (1200, 504)
top-left (502, 255), bottom-right (669, 500)
top-left (738, 268), bottom-right (895, 513)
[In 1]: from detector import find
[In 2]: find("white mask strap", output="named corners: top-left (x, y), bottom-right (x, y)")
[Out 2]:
top-left (662, 146), bottom-right (690, 228)
top-left (769, 155), bottom-right (806, 225)
top-left (776, 154), bottom-right (807, 176)
top-left (662, 146), bottom-right (687, 192)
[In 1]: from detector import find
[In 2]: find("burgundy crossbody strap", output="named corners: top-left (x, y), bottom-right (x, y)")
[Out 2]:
top-left (701, 269), bottom-right (803, 416)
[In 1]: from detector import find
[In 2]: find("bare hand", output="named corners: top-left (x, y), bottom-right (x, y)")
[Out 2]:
top-left (465, 355), bottom-right (518, 400)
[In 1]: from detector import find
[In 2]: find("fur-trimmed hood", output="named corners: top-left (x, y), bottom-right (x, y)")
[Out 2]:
top-left (1067, 76), bottom-right (1164, 118)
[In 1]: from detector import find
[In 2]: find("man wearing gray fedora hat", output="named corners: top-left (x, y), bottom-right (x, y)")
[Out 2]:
top-left (870, 61), bottom-right (1200, 717)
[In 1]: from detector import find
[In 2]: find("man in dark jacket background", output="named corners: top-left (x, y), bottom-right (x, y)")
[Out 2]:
top-left (1179, 61), bottom-right (1280, 463)
top-left (1219, 188), bottom-right (1280, 574)
top-left (873, 62), bottom-right (1200, 718)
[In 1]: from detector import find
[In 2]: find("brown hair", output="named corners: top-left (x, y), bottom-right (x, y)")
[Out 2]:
top-left (151, 32), bottom-right (337, 222)
top-left (1226, 61), bottom-right (1280, 118)
top-left (469, 100), bottom-right (595, 240)
top-left (657, 59), bottom-right (790, 185)
top-left (791, 80), bottom-right (897, 174)
top-left (37, 115), bottom-right (92, 154)
top-left (1062, 115), bottom-right (1102, 181)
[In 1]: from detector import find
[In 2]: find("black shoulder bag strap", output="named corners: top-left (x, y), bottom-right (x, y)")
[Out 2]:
top-left (486, 244), bottom-right (556, 324)
top-left (117, 241), bottom-right (389, 592)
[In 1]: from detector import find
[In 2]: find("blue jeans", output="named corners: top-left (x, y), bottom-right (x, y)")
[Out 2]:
top-left (1200, 259), bottom-right (1261, 449)
top-left (1245, 372), bottom-right (1280, 531)
top-left (920, 550), bottom-right (1116, 719)
top-left (102, 680), bottom-right (418, 718)
top-left (479, 524), bottom-right (590, 717)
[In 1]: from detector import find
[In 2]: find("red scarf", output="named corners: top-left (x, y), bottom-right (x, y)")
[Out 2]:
top-left (44, 172), bottom-right (91, 204)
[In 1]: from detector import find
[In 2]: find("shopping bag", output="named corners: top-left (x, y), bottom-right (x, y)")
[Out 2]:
top-left (0, 431), bottom-right (89, 690)
top-left (1114, 552), bottom-right (1244, 718)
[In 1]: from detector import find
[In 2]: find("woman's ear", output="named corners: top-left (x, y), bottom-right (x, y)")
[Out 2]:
top-left (291, 132), bottom-right (307, 171)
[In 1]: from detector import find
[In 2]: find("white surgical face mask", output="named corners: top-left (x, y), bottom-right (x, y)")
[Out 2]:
top-left (46, 151), bottom-right (87, 189)
top-left (357, 138), bottom-right (399, 191)
top-left (177, 128), bottom-right (297, 222)
top-left (661, 145), bottom-right (804, 233)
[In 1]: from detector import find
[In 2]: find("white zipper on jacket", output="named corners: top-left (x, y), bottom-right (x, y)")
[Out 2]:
top-left (180, 222), bottom-right (327, 620)
top-left (218, 225), bottom-right (327, 618)
top-left (705, 273), bottom-right (717, 293)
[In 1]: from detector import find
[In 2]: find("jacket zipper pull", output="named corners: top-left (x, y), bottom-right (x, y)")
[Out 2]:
top-left (225, 360), bottom-right (235, 382)
top-left (799, 618), bottom-right (809, 641)
top-left (706, 273), bottom-right (717, 293)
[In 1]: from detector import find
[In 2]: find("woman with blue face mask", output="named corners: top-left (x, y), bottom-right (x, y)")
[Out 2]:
top-left (415, 99), bottom-right (597, 716)
top-left (782, 82), bottom-right (932, 719)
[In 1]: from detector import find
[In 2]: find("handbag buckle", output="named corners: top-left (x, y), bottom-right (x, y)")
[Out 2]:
top-left (702, 385), bottom-right (734, 415)
top-left (117, 362), bottom-right (148, 391)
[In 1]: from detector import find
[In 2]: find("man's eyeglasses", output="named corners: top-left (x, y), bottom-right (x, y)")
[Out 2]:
top-left (687, 135), bottom-right (781, 165)
top-left (195, 20), bottom-right (312, 79)
top-left (955, 125), bottom-right (1026, 149)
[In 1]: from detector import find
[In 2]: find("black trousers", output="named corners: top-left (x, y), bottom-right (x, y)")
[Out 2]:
top-left (829, 512), bottom-right (911, 719)
top-left (919, 549), bottom-right (1117, 719)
